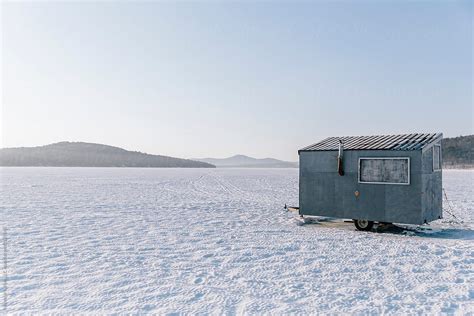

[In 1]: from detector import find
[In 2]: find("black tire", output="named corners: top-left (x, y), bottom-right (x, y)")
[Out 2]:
top-left (353, 219), bottom-right (374, 231)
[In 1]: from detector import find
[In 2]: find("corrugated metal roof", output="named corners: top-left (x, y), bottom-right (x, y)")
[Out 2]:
top-left (299, 133), bottom-right (442, 152)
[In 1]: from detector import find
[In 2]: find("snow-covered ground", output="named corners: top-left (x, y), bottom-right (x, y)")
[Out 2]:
top-left (0, 168), bottom-right (473, 314)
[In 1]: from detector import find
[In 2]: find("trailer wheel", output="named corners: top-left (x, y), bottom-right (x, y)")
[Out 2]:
top-left (353, 219), bottom-right (374, 231)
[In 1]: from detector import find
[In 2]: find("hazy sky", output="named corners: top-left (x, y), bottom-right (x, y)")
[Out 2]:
top-left (1, 1), bottom-right (472, 161)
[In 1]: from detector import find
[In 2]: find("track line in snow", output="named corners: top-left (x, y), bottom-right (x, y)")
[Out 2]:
top-left (0, 168), bottom-right (472, 314)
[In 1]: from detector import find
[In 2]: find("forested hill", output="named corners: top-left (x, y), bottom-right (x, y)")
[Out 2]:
top-left (0, 137), bottom-right (471, 169)
top-left (442, 135), bottom-right (473, 169)
top-left (0, 142), bottom-right (215, 168)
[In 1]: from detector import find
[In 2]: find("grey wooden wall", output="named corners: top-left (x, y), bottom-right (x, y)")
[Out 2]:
top-left (299, 148), bottom-right (441, 225)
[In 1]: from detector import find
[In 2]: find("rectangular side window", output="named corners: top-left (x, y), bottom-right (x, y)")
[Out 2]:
top-left (433, 145), bottom-right (441, 171)
top-left (359, 157), bottom-right (410, 185)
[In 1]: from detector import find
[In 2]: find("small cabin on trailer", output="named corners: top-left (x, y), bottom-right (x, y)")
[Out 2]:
top-left (298, 133), bottom-right (443, 230)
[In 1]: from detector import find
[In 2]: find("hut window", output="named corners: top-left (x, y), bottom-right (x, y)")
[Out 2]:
top-left (433, 145), bottom-right (441, 171)
top-left (359, 157), bottom-right (410, 185)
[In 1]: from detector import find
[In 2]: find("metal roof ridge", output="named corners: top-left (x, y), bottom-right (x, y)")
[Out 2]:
top-left (299, 132), bottom-right (443, 152)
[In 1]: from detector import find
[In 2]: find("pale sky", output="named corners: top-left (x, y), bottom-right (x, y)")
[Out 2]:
top-left (1, 1), bottom-right (472, 161)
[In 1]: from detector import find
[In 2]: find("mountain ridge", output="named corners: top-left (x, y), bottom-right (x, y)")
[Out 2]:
top-left (1, 135), bottom-right (471, 168)
top-left (0, 142), bottom-right (215, 168)
top-left (193, 154), bottom-right (298, 168)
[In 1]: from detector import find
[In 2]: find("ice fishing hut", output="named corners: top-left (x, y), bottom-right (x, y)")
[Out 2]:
top-left (298, 133), bottom-right (443, 230)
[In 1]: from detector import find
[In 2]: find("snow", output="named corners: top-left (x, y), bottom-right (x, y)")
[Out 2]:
top-left (0, 168), bottom-right (473, 313)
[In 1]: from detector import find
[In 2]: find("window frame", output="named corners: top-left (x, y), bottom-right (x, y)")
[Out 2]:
top-left (358, 157), bottom-right (411, 185)
top-left (433, 145), bottom-right (441, 172)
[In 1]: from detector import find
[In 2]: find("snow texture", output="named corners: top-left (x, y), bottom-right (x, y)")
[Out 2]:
top-left (0, 168), bottom-right (473, 314)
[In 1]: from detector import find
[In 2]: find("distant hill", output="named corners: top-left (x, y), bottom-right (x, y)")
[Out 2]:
top-left (0, 142), bottom-right (215, 168)
top-left (193, 154), bottom-right (298, 168)
top-left (442, 135), bottom-right (473, 169)
top-left (1, 136), bottom-right (470, 169)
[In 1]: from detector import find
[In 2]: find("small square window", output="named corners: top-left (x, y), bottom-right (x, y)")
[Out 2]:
top-left (359, 157), bottom-right (410, 185)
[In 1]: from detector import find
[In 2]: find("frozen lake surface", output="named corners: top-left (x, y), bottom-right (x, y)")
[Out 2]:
top-left (0, 168), bottom-right (473, 313)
